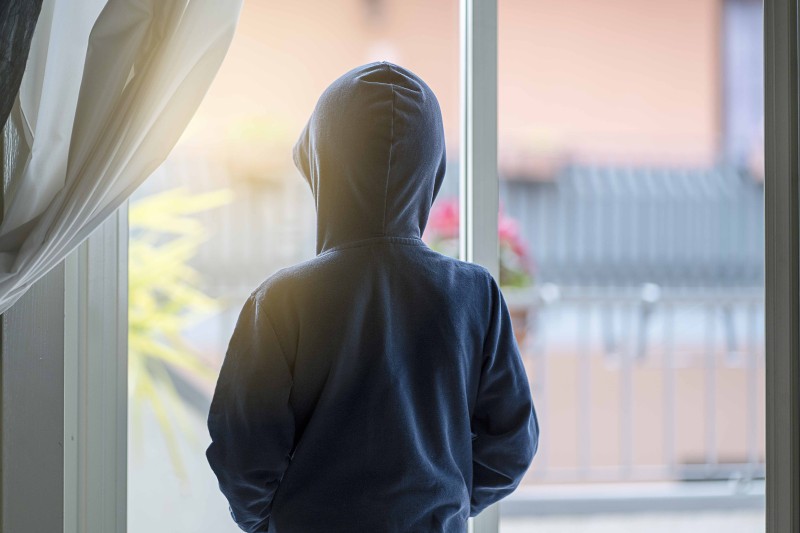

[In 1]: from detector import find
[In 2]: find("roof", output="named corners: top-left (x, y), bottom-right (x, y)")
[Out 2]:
top-left (500, 166), bottom-right (764, 288)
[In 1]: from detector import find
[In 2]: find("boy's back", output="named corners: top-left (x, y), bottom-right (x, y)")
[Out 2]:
top-left (207, 62), bottom-right (538, 533)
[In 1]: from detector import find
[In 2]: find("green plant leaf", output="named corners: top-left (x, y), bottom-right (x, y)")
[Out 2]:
top-left (129, 187), bottom-right (232, 477)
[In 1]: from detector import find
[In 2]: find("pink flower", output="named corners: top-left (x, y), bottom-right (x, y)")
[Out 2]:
top-left (425, 197), bottom-right (535, 287)
top-left (426, 198), bottom-right (460, 239)
top-left (498, 208), bottom-right (529, 259)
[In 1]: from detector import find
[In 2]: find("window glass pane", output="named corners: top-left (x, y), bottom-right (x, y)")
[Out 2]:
top-left (498, 1), bottom-right (765, 530)
top-left (127, 2), bottom-right (458, 531)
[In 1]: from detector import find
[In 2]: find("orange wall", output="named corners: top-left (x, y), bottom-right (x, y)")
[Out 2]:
top-left (183, 0), bottom-right (721, 170)
top-left (498, 0), bottom-right (721, 167)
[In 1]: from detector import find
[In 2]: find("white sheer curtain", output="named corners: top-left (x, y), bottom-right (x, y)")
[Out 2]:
top-left (0, 0), bottom-right (242, 313)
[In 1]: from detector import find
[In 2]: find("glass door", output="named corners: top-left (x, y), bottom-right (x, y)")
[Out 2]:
top-left (495, 1), bottom-right (766, 531)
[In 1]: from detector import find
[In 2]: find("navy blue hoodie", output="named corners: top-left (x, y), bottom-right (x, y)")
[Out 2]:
top-left (206, 62), bottom-right (539, 533)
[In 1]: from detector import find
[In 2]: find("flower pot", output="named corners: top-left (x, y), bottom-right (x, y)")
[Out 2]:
top-left (508, 305), bottom-right (529, 348)
top-left (502, 286), bottom-right (537, 350)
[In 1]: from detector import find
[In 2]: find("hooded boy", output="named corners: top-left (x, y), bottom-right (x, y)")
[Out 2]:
top-left (206, 62), bottom-right (539, 533)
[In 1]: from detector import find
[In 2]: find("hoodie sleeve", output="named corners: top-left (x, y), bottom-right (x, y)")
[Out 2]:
top-left (206, 293), bottom-right (295, 533)
top-left (470, 276), bottom-right (539, 517)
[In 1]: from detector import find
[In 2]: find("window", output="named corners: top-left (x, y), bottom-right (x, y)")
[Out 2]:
top-left (123, 2), bottom-right (800, 532)
top-left (496, 1), bottom-right (765, 530)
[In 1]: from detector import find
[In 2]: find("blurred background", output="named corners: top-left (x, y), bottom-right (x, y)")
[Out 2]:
top-left (127, 1), bottom-right (766, 531)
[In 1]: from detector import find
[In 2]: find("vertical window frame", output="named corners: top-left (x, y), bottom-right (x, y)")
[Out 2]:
top-left (764, 0), bottom-right (800, 531)
top-left (460, 0), bottom-right (500, 531)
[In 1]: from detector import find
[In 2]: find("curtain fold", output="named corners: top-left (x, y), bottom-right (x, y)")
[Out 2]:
top-left (0, 0), bottom-right (243, 313)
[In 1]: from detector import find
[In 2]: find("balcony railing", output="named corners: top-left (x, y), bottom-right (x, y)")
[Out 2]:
top-left (508, 284), bottom-right (764, 485)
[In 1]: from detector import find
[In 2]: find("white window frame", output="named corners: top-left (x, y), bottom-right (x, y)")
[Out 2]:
top-left (63, 203), bottom-right (128, 533)
top-left (460, 0), bottom-right (500, 531)
top-left (460, 0), bottom-right (499, 276)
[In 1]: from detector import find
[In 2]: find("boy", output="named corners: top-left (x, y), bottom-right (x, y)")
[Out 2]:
top-left (207, 62), bottom-right (538, 533)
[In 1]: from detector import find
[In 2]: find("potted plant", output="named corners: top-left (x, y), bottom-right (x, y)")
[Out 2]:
top-left (129, 187), bottom-right (231, 478)
top-left (424, 197), bottom-right (535, 347)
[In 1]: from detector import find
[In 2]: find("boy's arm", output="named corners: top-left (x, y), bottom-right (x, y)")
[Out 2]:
top-left (206, 293), bottom-right (295, 533)
top-left (470, 276), bottom-right (540, 517)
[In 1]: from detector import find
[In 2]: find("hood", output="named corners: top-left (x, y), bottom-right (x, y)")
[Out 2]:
top-left (293, 62), bottom-right (447, 254)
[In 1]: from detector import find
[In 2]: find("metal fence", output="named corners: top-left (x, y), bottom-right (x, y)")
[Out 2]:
top-left (508, 284), bottom-right (764, 484)
top-left (499, 166), bottom-right (764, 288)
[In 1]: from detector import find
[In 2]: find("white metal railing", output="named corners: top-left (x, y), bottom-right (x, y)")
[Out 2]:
top-left (507, 284), bottom-right (765, 485)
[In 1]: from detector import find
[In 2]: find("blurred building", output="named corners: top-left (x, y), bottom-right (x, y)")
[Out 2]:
top-left (185, 0), bottom-right (762, 172)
